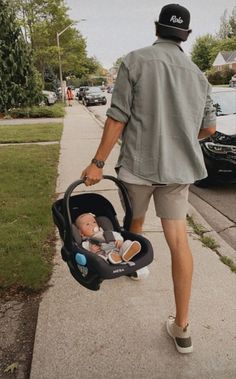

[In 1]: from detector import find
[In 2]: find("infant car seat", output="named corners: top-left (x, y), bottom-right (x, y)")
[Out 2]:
top-left (52, 175), bottom-right (154, 291)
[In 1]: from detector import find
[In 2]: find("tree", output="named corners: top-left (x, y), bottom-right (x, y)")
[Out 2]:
top-left (113, 56), bottom-right (125, 70)
top-left (209, 37), bottom-right (236, 64)
top-left (191, 35), bottom-right (217, 71)
top-left (13, 0), bottom-right (101, 84)
top-left (217, 10), bottom-right (232, 39)
top-left (0, 0), bottom-right (42, 113)
top-left (217, 7), bottom-right (236, 39)
top-left (191, 7), bottom-right (236, 72)
top-left (229, 7), bottom-right (236, 36)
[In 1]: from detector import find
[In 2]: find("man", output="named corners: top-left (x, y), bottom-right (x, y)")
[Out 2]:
top-left (81, 3), bottom-right (216, 354)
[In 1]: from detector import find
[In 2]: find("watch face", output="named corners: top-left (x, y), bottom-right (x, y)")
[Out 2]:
top-left (96, 160), bottom-right (104, 168)
top-left (92, 158), bottom-right (104, 168)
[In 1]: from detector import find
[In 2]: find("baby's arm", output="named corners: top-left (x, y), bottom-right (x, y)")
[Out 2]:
top-left (82, 240), bottom-right (101, 253)
top-left (112, 231), bottom-right (123, 249)
top-left (89, 242), bottom-right (101, 253)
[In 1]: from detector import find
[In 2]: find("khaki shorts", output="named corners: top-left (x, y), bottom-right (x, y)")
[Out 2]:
top-left (121, 182), bottom-right (190, 220)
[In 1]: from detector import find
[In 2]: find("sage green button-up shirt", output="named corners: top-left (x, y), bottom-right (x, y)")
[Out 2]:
top-left (106, 39), bottom-right (216, 184)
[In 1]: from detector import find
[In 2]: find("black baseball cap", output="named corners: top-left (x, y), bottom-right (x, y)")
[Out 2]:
top-left (155, 4), bottom-right (192, 41)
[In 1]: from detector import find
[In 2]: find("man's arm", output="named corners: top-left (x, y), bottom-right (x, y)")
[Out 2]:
top-left (198, 125), bottom-right (216, 140)
top-left (81, 116), bottom-right (125, 186)
top-left (198, 86), bottom-right (216, 140)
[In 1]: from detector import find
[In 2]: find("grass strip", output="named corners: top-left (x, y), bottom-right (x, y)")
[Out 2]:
top-left (187, 215), bottom-right (235, 273)
top-left (0, 144), bottom-right (60, 292)
top-left (0, 122), bottom-right (63, 143)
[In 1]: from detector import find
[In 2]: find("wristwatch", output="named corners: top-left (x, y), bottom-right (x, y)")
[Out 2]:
top-left (91, 158), bottom-right (105, 168)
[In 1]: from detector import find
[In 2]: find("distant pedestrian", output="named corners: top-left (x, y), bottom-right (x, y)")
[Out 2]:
top-left (66, 87), bottom-right (73, 106)
top-left (80, 3), bottom-right (216, 354)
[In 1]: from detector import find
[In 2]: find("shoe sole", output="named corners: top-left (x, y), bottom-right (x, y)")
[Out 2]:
top-left (108, 252), bottom-right (122, 265)
top-left (122, 241), bottom-right (141, 262)
top-left (166, 321), bottom-right (193, 354)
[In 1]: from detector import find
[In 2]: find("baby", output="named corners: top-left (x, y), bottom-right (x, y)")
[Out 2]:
top-left (75, 213), bottom-right (141, 265)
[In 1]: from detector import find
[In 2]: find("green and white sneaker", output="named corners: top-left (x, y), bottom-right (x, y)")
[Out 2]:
top-left (166, 315), bottom-right (193, 354)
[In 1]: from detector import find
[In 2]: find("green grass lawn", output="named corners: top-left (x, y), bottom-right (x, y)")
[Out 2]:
top-left (0, 124), bottom-right (63, 293)
top-left (0, 122), bottom-right (62, 143)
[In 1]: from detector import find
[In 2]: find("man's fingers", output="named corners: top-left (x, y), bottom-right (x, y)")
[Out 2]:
top-left (83, 175), bottom-right (99, 186)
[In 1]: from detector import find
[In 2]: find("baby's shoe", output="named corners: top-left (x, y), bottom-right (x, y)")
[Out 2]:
top-left (122, 241), bottom-right (141, 262)
top-left (108, 252), bottom-right (122, 264)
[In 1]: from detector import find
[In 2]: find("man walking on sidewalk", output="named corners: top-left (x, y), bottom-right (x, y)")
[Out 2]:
top-left (81, 3), bottom-right (216, 353)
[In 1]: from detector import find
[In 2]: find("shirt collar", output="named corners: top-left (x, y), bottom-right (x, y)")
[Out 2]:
top-left (153, 37), bottom-right (183, 52)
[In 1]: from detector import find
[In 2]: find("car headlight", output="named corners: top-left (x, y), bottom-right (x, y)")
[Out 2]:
top-left (205, 142), bottom-right (236, 154)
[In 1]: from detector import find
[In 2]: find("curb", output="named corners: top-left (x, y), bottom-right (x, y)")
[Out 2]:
top-left (188, 204), bottom-right (236, 264)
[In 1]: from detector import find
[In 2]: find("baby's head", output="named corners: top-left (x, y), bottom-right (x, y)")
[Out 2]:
top-left (75, 213), bottom-right (99, 237)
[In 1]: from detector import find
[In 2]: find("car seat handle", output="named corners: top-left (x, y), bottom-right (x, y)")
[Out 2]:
top-left (62, 175), bottom-right (133, 249)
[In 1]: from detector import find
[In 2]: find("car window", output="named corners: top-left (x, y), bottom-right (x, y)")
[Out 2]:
top-left (88, 87), bottom-right (102, 93)
top-left (212, 91), bottom-right (236, 116)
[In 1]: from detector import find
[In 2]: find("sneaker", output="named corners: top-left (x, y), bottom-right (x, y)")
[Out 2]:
top-left (128, 266), bottom-right (150, 281)
top-left (122, 241), bottom-right (141, 262)
top-left (108, 252), bottom-right (122, 264)
top-left (166, 315), bottom-right (193, 354)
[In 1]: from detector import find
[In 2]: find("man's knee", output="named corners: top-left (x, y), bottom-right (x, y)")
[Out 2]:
top-left (161, 219), bottom-right (190, 253)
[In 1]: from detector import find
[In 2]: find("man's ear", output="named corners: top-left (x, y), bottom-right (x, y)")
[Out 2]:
top-left (154, 21), bottom-right (159, 37)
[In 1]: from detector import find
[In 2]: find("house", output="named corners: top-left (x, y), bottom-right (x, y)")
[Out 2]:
top-left (212, 51), bottom-right (236, 73)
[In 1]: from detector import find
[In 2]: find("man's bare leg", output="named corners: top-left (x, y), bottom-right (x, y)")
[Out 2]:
top-left (161, 219), bottom-right (193, 328)
top-left (129, 217), bottom-right (145, 234)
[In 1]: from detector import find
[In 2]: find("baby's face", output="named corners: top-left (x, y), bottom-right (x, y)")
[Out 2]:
top-left (76, 214), bottom-right (99, 237)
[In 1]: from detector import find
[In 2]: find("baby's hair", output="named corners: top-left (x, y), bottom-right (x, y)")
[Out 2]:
top-left (76, 212), bottom-right (95, 222)
top-left (75, 213), bottom-right (96, 227)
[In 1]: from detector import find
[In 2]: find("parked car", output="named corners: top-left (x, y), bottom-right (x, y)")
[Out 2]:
top-left (82, 87), bottom-right (107, 106)
top-left (195, 87), bottom-right (236, 187)
top-left (42, 90), bottom-right (57, 105)
top-left (229, 74), bottom-right (236, 88)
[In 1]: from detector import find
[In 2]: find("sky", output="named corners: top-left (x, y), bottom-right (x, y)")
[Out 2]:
top-left (65, 0), bottom-right (236, 69)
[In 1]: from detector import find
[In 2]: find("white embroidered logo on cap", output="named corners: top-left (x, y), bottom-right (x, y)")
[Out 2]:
top-left (170, 15), bottom-right (183, 24)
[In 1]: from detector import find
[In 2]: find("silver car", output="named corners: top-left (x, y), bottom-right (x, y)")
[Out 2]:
top-left (42, 90), bottom-right (57, 105)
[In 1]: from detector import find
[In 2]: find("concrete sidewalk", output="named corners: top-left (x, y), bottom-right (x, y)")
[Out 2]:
top-left (30, 103), bottom-right (236, 379)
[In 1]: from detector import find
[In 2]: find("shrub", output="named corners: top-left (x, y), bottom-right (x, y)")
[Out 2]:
top-left (8, 103), bottom-right (65, 118)
top-left (207, 66), bottom-right (234, 85)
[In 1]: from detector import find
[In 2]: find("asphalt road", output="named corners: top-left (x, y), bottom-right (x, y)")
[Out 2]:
top-left (82, 92), bottom-right (236, 250)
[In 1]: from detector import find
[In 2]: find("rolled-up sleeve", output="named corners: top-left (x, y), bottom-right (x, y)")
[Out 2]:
top-left (106, 62), bottom-right (133, 124)
top-left (200, 85), bottom-right (216, 129)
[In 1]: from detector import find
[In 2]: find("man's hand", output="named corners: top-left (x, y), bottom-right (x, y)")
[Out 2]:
top-left (81, 164), bottom-right (103, 186)
top-left (80, 116), bottom-right (125, 186)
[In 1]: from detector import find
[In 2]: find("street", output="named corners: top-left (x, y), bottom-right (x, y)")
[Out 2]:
top-left (81, 92), bottom-right (236, 250)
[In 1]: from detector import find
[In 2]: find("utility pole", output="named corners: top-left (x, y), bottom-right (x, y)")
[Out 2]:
top-left (57, 19), bottom-right (86, 102)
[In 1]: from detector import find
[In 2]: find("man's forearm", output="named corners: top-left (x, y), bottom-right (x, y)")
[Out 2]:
top-left (94, 116), bottom-right (125, 161)
top-left (198, 126), bottom-right (216, 140)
